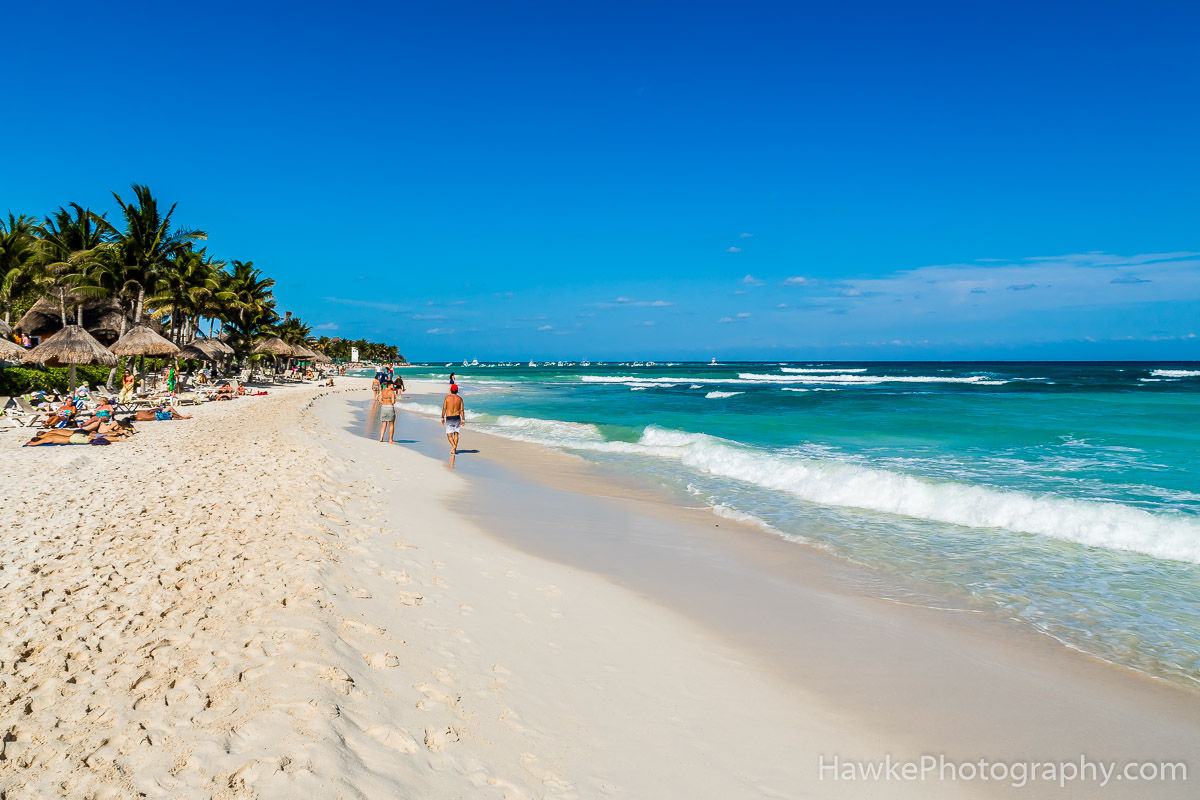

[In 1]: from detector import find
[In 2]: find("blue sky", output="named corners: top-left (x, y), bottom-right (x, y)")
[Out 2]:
top-left (2, 0), bottom-right (1198, 360)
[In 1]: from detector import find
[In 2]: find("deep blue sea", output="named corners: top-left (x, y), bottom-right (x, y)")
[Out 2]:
top-left (387, 361), bottom-right (1200, 685)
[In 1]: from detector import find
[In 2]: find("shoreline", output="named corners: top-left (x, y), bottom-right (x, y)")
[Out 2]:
top-left (372, 381), bottom-right (1200, 795)
top-left (2, 377), bottom-right (1197, 797)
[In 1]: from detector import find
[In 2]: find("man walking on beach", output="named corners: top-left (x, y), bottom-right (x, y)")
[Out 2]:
top-left (441, 384), bottom-right (465, 455)
top-left (378, 379), bottom-right (397, 443)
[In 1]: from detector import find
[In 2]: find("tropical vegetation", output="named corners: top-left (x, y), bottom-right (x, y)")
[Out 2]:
top-left (0, 185), bottom-right (400, 367)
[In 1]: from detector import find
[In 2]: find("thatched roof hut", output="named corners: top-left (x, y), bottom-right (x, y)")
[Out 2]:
top-left (311, 350), bottom-right (332, 363)
top-left (0, 337), bottom-right (26, 362)
top-left (252, 337), bottom-right (297, 357)
top-left (110, 325), bottom-right (181, 358)
top-left (21, 325), bottom-right (117, 367)
top-left (14, 296), bottom-right (153, 346)
top-left (291, 344), bottom-right (319, 359)
top-left (0, 317), bottom-right (12, 337)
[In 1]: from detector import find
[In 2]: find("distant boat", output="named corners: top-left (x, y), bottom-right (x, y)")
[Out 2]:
top-left (581, 360), bottom-right (591, 367)
top-left (711, 357), bottom-right (717, 365)
top-left (528, 360), bottom-right (536, 367)
top-left (471, 358), bottom-right (479, 366)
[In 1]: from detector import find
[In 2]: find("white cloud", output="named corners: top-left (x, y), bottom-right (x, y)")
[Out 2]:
top-left (537, 324), bottom-right (553, 331)
top-left (636, 321), bottom-right (656, 326)
top-left (736, 312), bottom-right (752, 318)
top-left (718, 316), bottom-right (735, 323)
top-left (739, 232), bottom-right (754, 238)
top-left (783, 276), bottom-right (812, 286)
top-left (314, 322), bottom-right (339, 331)
top-left (412, 313), bottom-right (447, 320)
top-left (819, 251), bottom-right (1200, 320)
top-left (426, 328), bottom-right (456, 335)
top-left (741, 274), bottom-right (764, 285)
top-left (324, 296), bottom-right (409, 313)
top-left (600, 297), bottom-right (675, 308)
top-left (726, 246), bottom-right (742, 254)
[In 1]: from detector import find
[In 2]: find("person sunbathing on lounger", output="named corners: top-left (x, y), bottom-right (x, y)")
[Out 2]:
top-left (130, 406), bottom-right (192, 421)
top-left (42, 399), bottom-right (77, 428)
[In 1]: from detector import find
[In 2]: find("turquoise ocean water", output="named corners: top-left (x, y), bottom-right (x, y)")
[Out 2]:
top-left (385, 361), bottom-right (1200, 686)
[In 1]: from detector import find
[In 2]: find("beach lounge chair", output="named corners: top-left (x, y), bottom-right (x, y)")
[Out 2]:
top-left (6, 396), bottom-right (43, 427)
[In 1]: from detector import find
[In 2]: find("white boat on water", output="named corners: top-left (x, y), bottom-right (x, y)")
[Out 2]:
top-left (471, 359), bottom-right (479, 366)
top-left (711, 357), bottom-right (717, 365)
top-left (528, 360), bottom-right (536, 368)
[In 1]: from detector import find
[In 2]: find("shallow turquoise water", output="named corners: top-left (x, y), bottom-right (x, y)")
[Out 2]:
top-left (385, 361), bottom-right (1200, 685)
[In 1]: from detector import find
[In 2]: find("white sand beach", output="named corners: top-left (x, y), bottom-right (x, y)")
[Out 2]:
top-left (2, 378), bottom-right (1198, 799)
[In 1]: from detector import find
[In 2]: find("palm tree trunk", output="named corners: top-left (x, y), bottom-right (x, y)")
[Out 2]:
top-left (134, 285), bottom-right (145, 325)
top-left (58, 288), bottom-right (68, 326)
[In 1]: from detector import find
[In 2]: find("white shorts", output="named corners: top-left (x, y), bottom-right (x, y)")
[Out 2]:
top-left (444, 415), bottom-right (462, 433)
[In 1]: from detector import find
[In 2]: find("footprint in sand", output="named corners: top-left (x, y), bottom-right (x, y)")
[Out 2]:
top-left (365, 724), bottom-right (418, 753)
top-left (520, 752), bottom-right (575, 794)
top-left (339, 618), bottom-right (387, 637)
top-left (365, 652), bottom-right (400, 669)
top-left (423, 726), bottom-right (461, 752)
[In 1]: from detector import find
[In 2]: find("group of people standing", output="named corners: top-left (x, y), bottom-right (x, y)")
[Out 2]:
top-left (372, 369), bottom-right (466, 455)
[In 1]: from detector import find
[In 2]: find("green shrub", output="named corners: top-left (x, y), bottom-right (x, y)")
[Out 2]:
top-left (0, 365), bottom-right (115, 395)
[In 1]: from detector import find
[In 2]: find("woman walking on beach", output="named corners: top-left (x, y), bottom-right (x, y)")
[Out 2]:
top-left (378, 379), bottom-right (398, 443)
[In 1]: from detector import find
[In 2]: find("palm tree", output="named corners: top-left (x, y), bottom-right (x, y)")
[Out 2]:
top-left (150, 247), bottom-right (223, 344)
top-left (275, 312), bottom-right (312, 346)
top-left (219, 259), bottom-right (277, 358)
top-left (95, 184), bottom-right (206, 327)
top-left (39, 203), bottom-right (114, 325)
top-left (0, 214), bottom-right (42, 325)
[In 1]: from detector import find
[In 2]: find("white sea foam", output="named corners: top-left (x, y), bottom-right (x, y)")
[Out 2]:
top-left (738, 373), bottom-right (1008, 385)
top-left (398, 399), bottom-right (1200, 563)
top-left (639, 428), bottom-right (1200, 563)
top-left (705, 391), bottom-right (744, 399)
top-left (579, 374), bottom-right (1007, 387)
top-left (1151, 369), bottom-right (1200, 378)
top-left (780, 367), bottom-right (868, 373)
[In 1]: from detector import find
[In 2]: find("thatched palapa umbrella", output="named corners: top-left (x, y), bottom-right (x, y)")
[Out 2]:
top-left (110, 325), bottom-right (181, 359)
top-left (0, 336), bottom-right (25, 362)
top-left (111, 325), bottom-right (182, 393)
top-left (180, 338), bottom-right (226, 361)
top-left (252, 336), bottom-right (298, 377)
top-left (251, 337), bottom-right (296, 357)
top-left (21, 325), bottom-right (117, 392)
